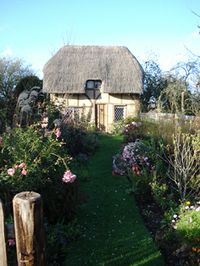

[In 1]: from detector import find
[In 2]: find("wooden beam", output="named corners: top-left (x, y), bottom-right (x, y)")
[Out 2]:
top-left (0, 199), bottom-right (7, 266)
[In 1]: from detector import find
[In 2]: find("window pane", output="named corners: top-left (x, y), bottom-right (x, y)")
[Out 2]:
top-left (94, 81), bottom-right (102, 89)
top-left (86, 80), bottom-right (94, 89)
top-left (64, 107), bottom-right (80, 120)
top-left (114, 106), bottom-right (124, 121)
top-left (86, 80), bottom-right (102, 89)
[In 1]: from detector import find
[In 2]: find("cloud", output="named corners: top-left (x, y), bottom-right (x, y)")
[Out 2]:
top-left (0, 47), bottom-right (13, 57)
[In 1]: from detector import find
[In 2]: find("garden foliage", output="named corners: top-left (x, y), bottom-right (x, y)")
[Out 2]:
top-left (112, 117), bottom-right (200, 265)
top-left (0, 125), bottom-right (78, 223)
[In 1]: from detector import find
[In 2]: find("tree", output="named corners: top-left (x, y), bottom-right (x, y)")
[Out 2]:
top-left (185, 87), bottom-right (200, 115)
top-left (158, 60), bottom-right (200, 114)
top-left (141, 60), bottom-right (167, 111)
top-left (0, 56), bottom-right (34, 126)
top-left (15, 75), bottom-right (43, 97)
top-left (158, 74), bottom-right (189, 113)
top-left (0, 57), bottom-right (33, 99)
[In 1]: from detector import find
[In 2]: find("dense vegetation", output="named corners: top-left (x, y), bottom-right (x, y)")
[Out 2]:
top-left (0, 54), bottom-right (199, 265)
top-left (112, 117), bottom-right (200, 265)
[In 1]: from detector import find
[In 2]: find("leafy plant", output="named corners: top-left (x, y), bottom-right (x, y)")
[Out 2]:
top-left (167, 130), bottom-right (200, 202)
top-left (0, 125), bottom-right (78, 223)
top-left (60, 123), bottom-right (99, 156)
top-left (45, 219), bottom-right (82, 264)
top-left (176, 210), bottom-right (200, 246)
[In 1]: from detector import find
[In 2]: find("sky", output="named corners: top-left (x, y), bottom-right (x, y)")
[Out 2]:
top-left (0, 0), bottom-right (200, 78)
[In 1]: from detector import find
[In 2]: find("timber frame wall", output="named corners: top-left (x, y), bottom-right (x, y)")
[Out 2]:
top-left (50, 92), bottom-right (141, 132)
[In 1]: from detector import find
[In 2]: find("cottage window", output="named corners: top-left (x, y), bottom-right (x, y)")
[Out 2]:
top-left (86, 80), bottom-right (102, 90)
top-left (114, 106), bottom-right (125, 121)
top-left (64, 107), bottom-right (80, 120)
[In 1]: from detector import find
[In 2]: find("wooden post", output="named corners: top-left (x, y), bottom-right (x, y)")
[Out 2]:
top-left (13, 192), bottom-right (45, 266)
top-left (0, 199), bottom-right (8, 266)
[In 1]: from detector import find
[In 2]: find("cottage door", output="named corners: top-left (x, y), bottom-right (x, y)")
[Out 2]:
top-left (95, 104), bottom-right (105, 131)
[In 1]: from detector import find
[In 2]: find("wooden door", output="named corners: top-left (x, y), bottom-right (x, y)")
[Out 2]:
top-left (95, 104), bottom-right (105, 131)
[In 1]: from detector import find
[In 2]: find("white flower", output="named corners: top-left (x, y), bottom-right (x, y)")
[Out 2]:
top-left (185, 206), bottom-right (189, 210)
top-left (173, 214), bottom-right (178, 219)
top-left (131, 121), bottom-right (137, 126)
top-left (171, 219), bottom-right (176, 223)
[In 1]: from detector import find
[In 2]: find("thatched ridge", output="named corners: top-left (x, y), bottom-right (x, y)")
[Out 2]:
top-left (43, 45), bottom-right (143, 94)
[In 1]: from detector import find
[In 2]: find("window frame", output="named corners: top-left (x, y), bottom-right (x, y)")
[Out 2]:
top-left (86, 80), bottom-right (102, 90)
top-left (114, 105), bottom-right (125, 122)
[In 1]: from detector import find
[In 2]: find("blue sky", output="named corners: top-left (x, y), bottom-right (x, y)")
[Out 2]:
top-left (0, 0), bottom-right (200, 77)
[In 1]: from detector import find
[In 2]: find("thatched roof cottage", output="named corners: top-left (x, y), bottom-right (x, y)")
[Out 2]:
top-left (43, 45), bottom-right (143, 131)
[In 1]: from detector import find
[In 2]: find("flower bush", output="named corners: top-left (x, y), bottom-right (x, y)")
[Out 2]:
top-left (113, 140), bottom-right (154, 192)
top-left (0, 125), bottom-right (78, 223)
top-left (123, 121), bottom-right (143, 142)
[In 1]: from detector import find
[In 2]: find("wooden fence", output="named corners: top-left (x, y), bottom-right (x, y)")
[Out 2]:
top-left (140, 112), bottom-right (197, 122)
top-left (0, 191), bottom-right (45, 266)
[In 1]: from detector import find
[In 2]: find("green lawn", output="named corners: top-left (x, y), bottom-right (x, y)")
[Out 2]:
top-left (64, 134), bottom-right (165, 266)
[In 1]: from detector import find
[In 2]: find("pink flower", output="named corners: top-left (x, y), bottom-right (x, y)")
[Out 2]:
top-left (43, 117), bottom-right (48, 123)
top-left (21, 168), bottom-right (27, 176)
top-left (55, 128), bottom-right (61, 139)
top-left (62, 170), bottom-right (76, 183)
top-left (41, 117), bottom-right (48, 128)
top-left (18, 162), bottom-right (26, 169)
top-left (41, 123), bottom-right (48, 129)
top-left (7, 168), bottom-right (15, 176)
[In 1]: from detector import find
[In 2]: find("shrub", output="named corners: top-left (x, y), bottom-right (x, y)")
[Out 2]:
top-left (45, 219), bottom-right (82, 264)
top-left (60, 123), bottom-right (99, 156)
top-left (0, 125), bottom-right (79, 223)
top-left (113, 140), bottom-right (154, 193)
top-left (167, 130), bottom-right (200, 202)
top-left (123, 121), bottom-right (143, 142)
top-left (112, 119), bottom-right (126, 135)
top-left (176, 209), bottom-right (200, 246)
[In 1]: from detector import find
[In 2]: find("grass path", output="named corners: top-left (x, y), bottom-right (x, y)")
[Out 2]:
top-left (65, 134), bottom-right (165, 266)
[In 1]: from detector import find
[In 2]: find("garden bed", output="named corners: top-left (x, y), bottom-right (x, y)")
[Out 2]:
top-left (112, 118), bottom-right (200, 266)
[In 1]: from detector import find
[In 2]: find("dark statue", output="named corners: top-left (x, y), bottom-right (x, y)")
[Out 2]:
top-left (15, 86), bottom-right (45, 127)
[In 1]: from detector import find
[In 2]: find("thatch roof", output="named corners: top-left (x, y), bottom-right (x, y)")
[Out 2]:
top-left (43, 45), bottom-right (143, 94)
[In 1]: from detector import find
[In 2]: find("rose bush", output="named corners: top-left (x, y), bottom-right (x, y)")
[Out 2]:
top-left (0, 125), bottom-right (78, 223)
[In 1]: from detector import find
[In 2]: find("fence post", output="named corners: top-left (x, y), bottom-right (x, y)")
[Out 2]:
top-left (0, 199), bottom-right (7, 266)
top-left (13, 192), bottom-right (45, 266)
